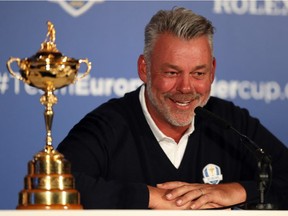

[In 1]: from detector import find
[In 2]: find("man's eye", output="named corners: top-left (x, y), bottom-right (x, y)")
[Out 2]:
top-left (192, 72), bottom-right (206, 79)
top-left (165, 71), bottom-right (178, 77)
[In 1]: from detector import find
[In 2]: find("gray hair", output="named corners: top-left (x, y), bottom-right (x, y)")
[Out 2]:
top-left (143, 7), bottom-right (215, 66)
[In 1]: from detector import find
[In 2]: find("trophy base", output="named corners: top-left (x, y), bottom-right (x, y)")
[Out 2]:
top-left (17, 204), bottom-right (83, 210)
top-left (17, 148), bottom-right (83, 210)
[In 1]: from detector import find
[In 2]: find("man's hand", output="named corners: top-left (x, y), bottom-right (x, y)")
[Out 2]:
top-left (156, 181), bottom-right (246, 209)
top-left (148, 185), bottom-right (192, 209)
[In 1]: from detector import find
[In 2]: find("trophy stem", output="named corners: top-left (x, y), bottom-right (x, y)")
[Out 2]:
top-left (40, 89), bottom-right (57, 153)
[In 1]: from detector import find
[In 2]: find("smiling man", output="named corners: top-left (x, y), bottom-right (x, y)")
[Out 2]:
top-left (57, 7), bottom-right (288, 209)
top-left (138, 33), bottom-right (215, 143)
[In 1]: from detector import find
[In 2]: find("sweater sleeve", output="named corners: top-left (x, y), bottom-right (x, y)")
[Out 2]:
top-left (57, 108), bottom-right (150, 209)
top-left (73, 172), bottom-right (149, 209)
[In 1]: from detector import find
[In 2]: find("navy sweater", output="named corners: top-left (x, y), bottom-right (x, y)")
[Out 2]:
top-left (57, 87), bottom-right (288, 209)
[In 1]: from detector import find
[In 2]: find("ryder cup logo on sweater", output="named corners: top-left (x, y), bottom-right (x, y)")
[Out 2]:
top-left (202, 164), bottom-right (223, 184)
top-left (48, 0), bottom-right (104, 17)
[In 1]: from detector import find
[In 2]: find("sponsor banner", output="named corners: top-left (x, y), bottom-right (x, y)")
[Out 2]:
top-left (213, 0), bottom-right (288, 16)
top-left (2, 71), bottom-right (288, 104)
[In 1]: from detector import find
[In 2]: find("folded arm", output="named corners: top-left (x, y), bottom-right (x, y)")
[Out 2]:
top-left (149, 181), bottom-right (246, 209)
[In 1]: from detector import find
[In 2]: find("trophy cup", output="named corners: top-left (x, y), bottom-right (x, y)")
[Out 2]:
top-left (6, 21), bottom-right (91, 209)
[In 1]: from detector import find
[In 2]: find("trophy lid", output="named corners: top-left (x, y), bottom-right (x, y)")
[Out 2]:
top-left (38, 21), bottom-right (60, 54)
top-left (24, 21), bottom-right (66, 61)
top-left (30, 21), bottom-right (63, 59)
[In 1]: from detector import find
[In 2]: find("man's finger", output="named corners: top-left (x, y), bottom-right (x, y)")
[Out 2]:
top-left (157, 181), bottom-right (186, 189)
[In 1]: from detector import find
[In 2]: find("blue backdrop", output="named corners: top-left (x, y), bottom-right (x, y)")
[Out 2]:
top-left (0, 1), bottom-right (287, 209)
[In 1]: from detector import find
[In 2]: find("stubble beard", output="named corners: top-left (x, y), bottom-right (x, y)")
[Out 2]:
top-left (146, 79), bottom-right (208, 127)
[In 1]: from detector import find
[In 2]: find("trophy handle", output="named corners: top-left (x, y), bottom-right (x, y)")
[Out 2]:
top-left (6, 57), bottom-right (24, 81)
top-left (75, 58), bottom-right (92, 82)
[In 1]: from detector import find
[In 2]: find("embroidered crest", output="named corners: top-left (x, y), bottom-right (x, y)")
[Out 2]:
top-left (48, 0), bottom-right (104, 17)
top-left (202, 163), bottom-right (223, 184)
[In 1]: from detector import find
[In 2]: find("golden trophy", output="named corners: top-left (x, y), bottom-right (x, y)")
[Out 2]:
top-left (6, 21), bottom-right (91, 209)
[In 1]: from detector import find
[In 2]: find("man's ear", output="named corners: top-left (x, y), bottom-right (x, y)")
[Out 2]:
top-left (210, 57), bottom-right (216, 83)
top-left (137, 55), bottom-right (147, 83)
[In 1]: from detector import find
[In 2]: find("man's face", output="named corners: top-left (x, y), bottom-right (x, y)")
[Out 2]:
top-left (138, 33), bottom-right (215, 128)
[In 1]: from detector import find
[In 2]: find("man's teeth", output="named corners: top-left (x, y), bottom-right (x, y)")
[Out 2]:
top-left (176, 101), bottom-right (190, 106)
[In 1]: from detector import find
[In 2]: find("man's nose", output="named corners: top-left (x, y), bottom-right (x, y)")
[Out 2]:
top-left (176, 74), bottom-right (194, 93)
